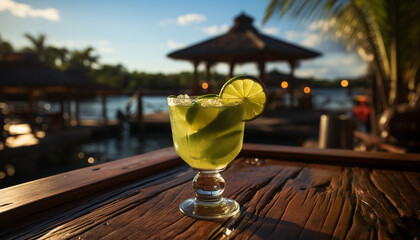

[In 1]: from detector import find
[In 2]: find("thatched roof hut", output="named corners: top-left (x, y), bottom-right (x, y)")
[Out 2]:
top-left (168, 12), bottom-right (321, 97)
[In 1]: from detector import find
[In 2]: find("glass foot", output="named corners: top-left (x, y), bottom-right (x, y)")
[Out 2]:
top-left (180, 169), bottom-right (239, 220)
top-left (180, 197), bottom-right (239, 220)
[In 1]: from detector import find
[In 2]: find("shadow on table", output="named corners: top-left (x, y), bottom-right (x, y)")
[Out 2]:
top-left (223, 211), bottom-right (339, 240)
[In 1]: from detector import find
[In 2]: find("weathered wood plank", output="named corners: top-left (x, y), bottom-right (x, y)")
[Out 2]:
top-left (0, 147), bottom-right (182, 227)
top-left (370, 169), bottom-right (419, 218)
top-left (0, 165), bottom-right (190, 239)
top-left (0, 144), bottom-right (419, 239)
top-left (346, 168), bottom-right (415, 239)
top-left (241, 143), bottom-right (420, 167)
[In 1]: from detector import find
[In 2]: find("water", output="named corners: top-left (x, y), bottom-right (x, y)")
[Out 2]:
top-left (0, 88), bottom-right (358, 189)
top-left (51, 88), bottom-right (356, 120)
top-left (312, 88), bottom-right (358, 112)
top-left (73, 88), bottom-right (357, 119)
top-left (74, 95), bottom-right (169, 120)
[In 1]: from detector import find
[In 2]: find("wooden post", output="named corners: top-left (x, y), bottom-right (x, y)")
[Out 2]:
top-left (205, 61), bottom-right (212, 93)
top-left (102, 95), bottom-right (108, 127)
top-left (289, 61), bottom-right (296, 108)
top-left (59, 99), bottom-right (66, 129)
top-left (75, 97), bottom-right (80, 126)
top-left (192, 60), bottom-right (199, 95)
top-left (257, 60), bottom-right (266, 84)
top-left (137, 91), bottom-right (144, 132)
top-left (66, 97), bottom-right (71, 126)
top-left (229, 61), bottom-right (235, 78)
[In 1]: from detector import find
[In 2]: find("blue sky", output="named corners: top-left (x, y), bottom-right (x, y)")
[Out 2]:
top-left (0, 0), bottom-right (367, 80)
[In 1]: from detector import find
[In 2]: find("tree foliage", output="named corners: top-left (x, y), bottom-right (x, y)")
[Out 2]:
top-left (3, 32), bottom-right (371, 92)
top-left (264, 0), bottom-right (420, 112)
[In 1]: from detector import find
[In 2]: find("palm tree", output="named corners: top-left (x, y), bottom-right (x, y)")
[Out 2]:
top-left (49, 46), bottom-right (69, 70)
top-left (22, 33), bottom-right (51, 63)
top-left (68, 47), bottom-right (99, 70)
top-left (264, 0), bottom-right (420, 112)
top-left (0, 35), bottom-right (14, 52)
top-left (22, 33), bottom-right (72, 69)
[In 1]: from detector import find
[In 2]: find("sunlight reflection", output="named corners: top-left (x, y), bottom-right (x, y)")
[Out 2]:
top-left (35, 130), bottom-right (46, 138)
top-left (78, 152), bottom-right (85, 159)
top-left (44, 103), bottom-right (51, 110)
top-left (341, 79), bottom-right (349, 88)
top-left (5, 165), bottom-right (15, 176)
top-left (5, 134), bottom-right (39, 148)
top-left (88, 157), bottom-right (95, 164)
top-left (8, 124), bottom-right (32, 135)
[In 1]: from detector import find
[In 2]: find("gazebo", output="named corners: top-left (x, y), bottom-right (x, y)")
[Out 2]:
top-left (0, 52), bottom-right (119, 128)
top-left (167, 12), bottom-right (321, 101)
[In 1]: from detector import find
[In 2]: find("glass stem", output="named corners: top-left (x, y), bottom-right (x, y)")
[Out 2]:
top-left (192, 169), bottom-right (225, 203)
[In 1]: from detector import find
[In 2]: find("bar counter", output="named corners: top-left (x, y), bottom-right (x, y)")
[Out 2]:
top-left (0, 144), bottom-right (419, 239)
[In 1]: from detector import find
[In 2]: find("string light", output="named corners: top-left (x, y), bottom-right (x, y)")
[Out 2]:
top-left (281, 81), bottom-right (288, 88)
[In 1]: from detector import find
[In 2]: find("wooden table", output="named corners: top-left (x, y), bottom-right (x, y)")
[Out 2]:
top-left (1, 144), bottom-right (419, 239)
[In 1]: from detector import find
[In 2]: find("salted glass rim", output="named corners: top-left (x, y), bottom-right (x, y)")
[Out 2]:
top-left (167, 95), bottom-right (243, 106)
top-left (167, 95), bottom-right (242, 99)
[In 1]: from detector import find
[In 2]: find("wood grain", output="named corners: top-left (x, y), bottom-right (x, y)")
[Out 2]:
top-left (0, 144), bottom-right (419, 239)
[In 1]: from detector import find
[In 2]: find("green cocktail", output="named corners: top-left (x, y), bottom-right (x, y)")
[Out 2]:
top-left (168, 76), bottom-right (267, 220)
top-left (168, 96), bottom-right (244, 170)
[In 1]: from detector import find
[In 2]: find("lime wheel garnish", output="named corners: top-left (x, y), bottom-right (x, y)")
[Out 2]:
top-left (219, 75), bottom-right (267, 121)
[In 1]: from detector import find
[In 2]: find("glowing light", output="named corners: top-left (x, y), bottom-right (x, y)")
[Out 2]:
top-left (35, 131), bottom-right (46, 138)
top-left (88, 157), bottom-right (95, 164)
top-left (78, 152), bottom-right (85, 159)
top-left (44, 103), bottom-right (51, 110)
top-left (35, 116), bottom-right (43, 123)
top-left (281, 81), bottom-right (288, 89)
top-left (5, 165), bottom-right (15, 176)
top-left (5, 134), bottom-right (39, 148)
top-left (341, 80), bottom-right (349, 88)
top-left (0, 171), bottom-right (5, 179)
top-left (304, 87), bottom-right (311, 94)
top-left (202, 82), bottom-right (209, 90)
top-left (0, 142), bottom-right (4, 150)
top-left (8, 124), bottom-right (32, 135)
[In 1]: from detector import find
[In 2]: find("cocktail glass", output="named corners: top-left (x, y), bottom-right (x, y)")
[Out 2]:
top-left (168, 96), bottom-right (244, 220)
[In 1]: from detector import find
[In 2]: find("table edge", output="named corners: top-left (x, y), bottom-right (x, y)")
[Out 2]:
top-left (1, 143), bottom-right (419, 227)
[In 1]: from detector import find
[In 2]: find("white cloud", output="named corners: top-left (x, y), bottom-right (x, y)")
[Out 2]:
top-left (285, 31), bottom-right (311, 41)
top-left (296, 67), bottom-right (329, 77)
top-left (262, 27), bottom-right (280, 35)
top-left (167, 40), bottom-right (186, 49)
top-left (301, 34), bottom-right (323, 47)
top-left (98, 46), bottom-right (114, 54)
top-left (0, 0), bottom-right (60, 21)
top-left (307, 19), bottom-right (331, 32)
top-left (295, 52), bottom-right (367, 79)
top-left (202, 24), bottom-right (229, 35)
top-left (177, 13), bottom-right (206, 25)
top-left (96, 40), bottom-right (110, 46)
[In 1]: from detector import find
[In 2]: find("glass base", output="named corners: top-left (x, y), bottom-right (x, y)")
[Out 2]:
top-left (179, 197), bottom-right (239, 220)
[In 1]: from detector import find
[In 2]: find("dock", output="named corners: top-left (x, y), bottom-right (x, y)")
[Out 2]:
top-left (139, 110), bottom-right (321, 140)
